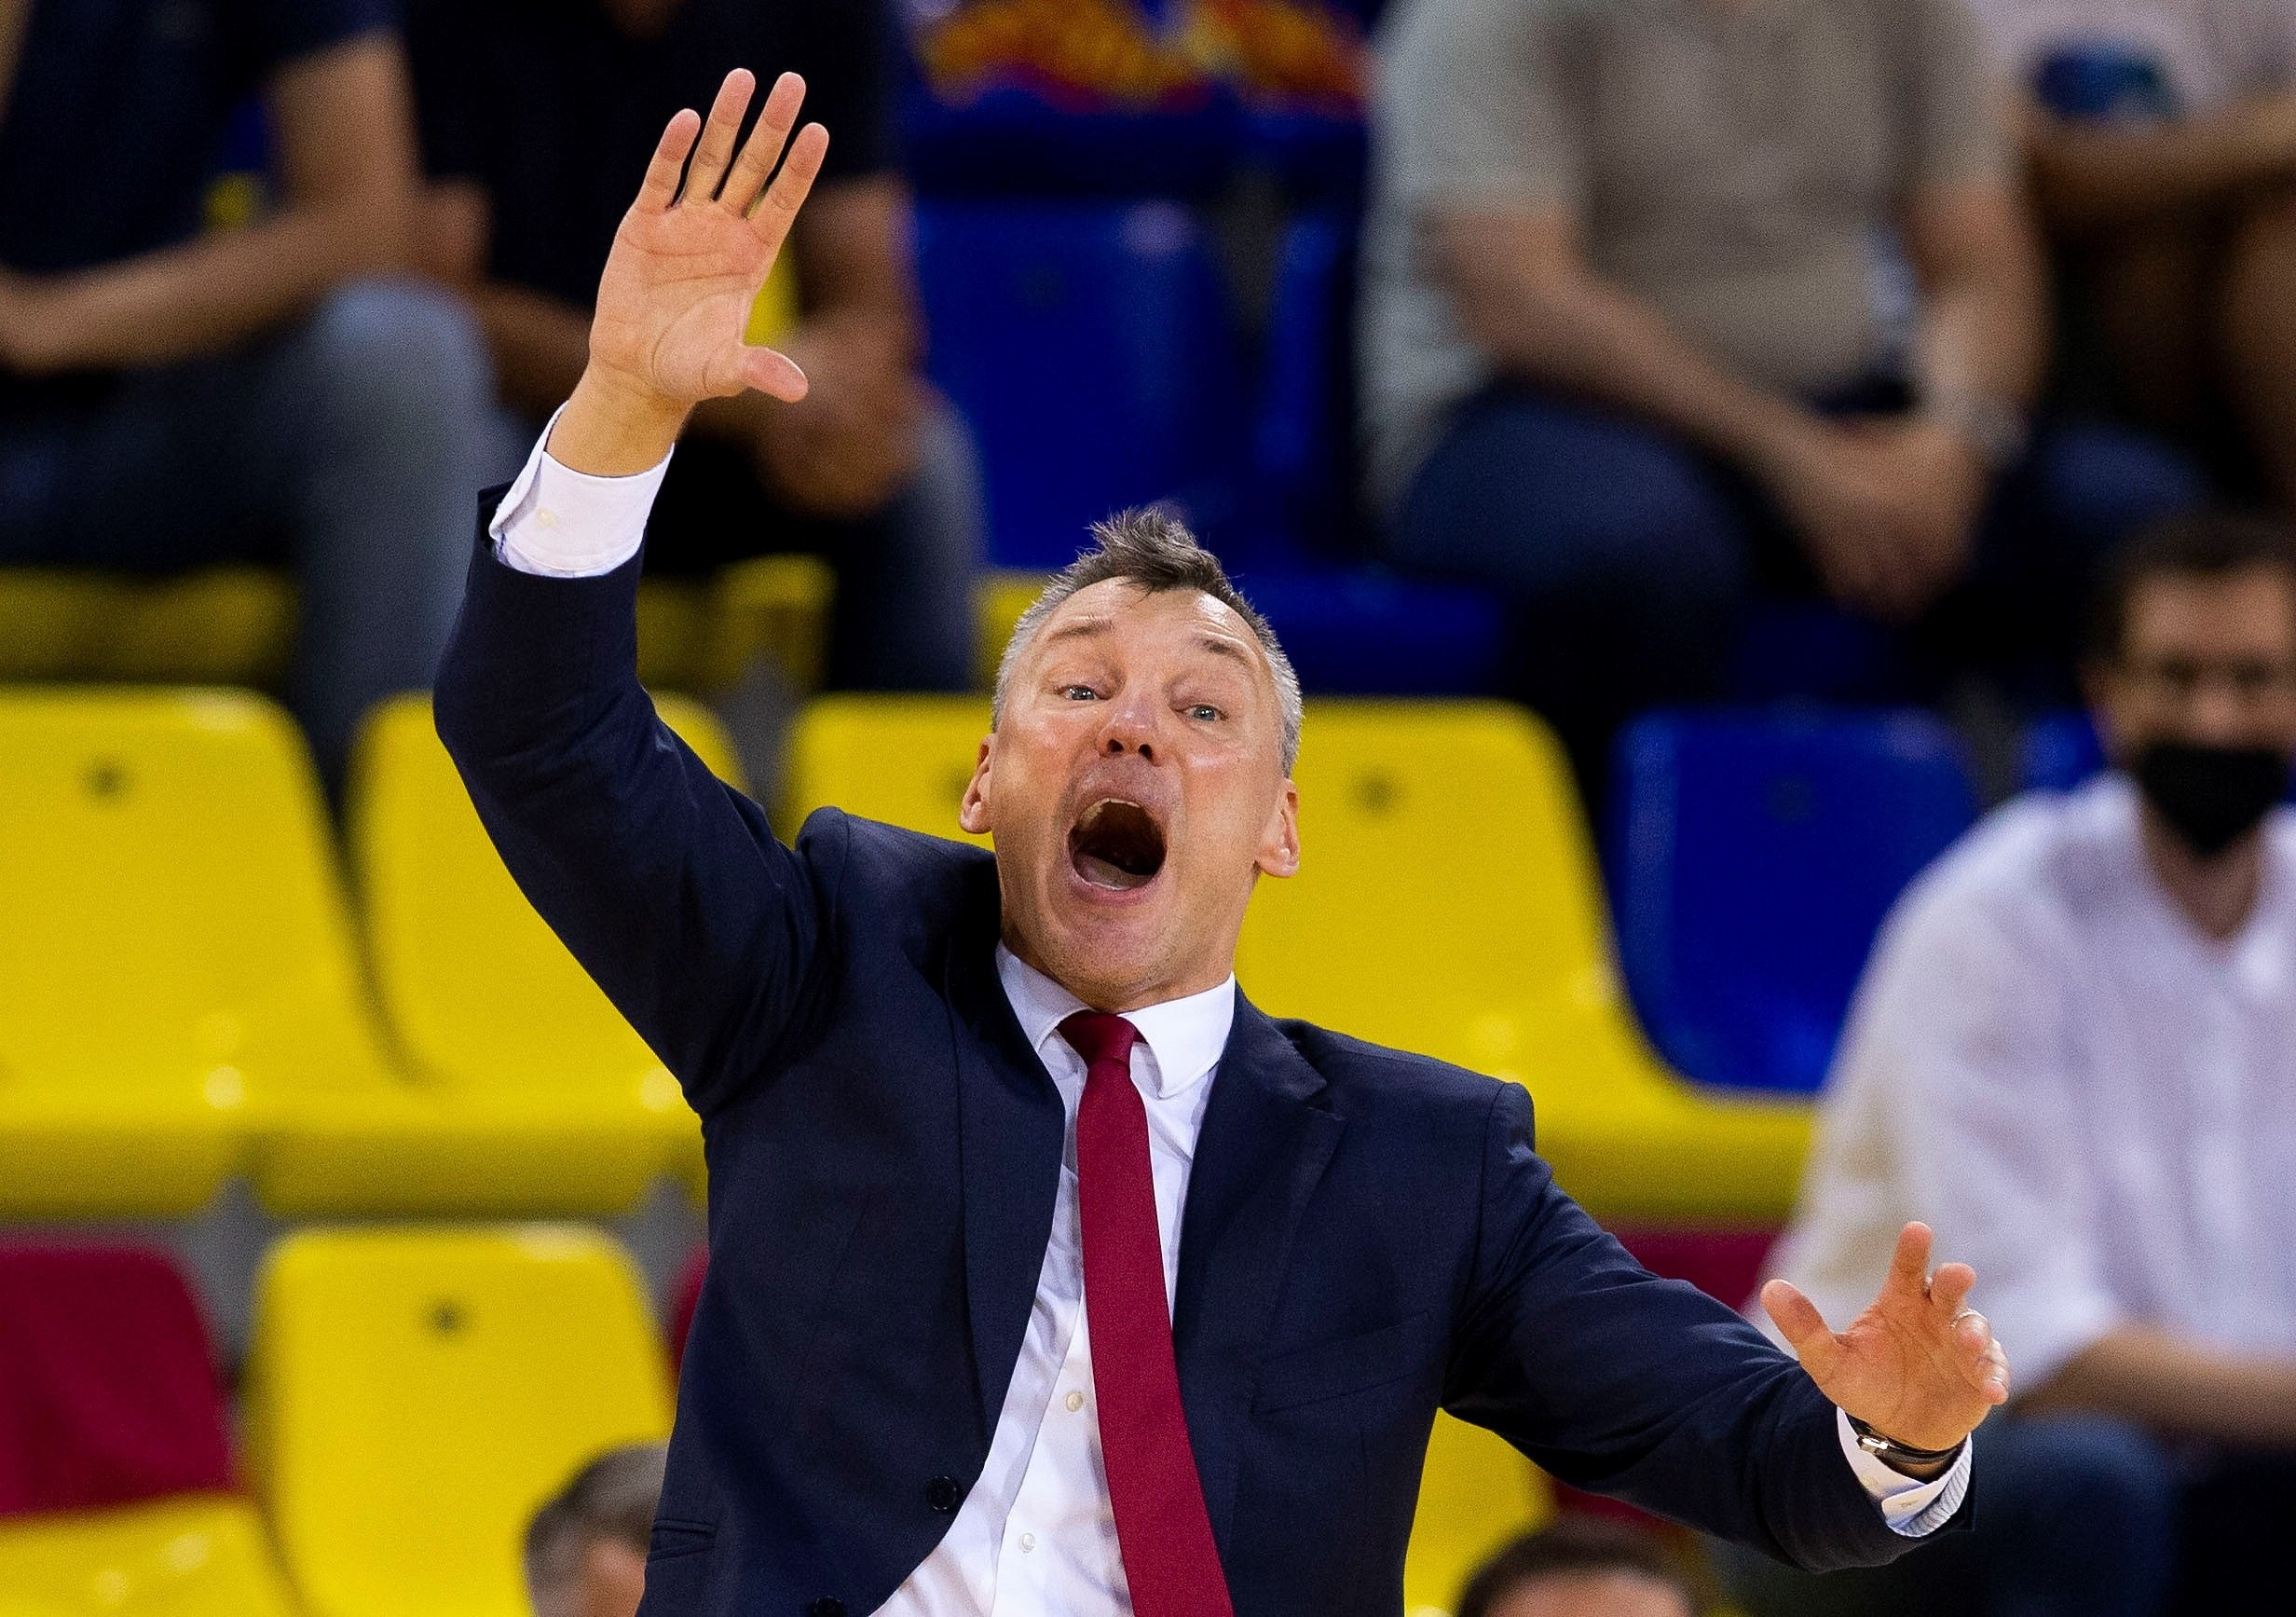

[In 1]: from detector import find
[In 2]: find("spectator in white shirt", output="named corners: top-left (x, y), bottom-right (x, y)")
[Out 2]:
top-left (1974, 0), bottom-right (2296, 505)
top-left (1729, 510), bottom-right (2296, 1617)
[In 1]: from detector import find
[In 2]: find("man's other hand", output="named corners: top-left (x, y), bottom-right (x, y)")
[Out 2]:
top-left (1762, 1221), bottom-right (2010, 1458)
top-left (554, 68), bottom-right (828, 476)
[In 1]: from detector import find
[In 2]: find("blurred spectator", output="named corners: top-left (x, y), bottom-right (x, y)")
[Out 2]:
top-left (525, 1442), bottom-right (666, 1617)
top-left (407, 0), bottom-right (979, 692)
top-left (1979, 2), bottom-right (2296, 507)
top-left (1734, 513), bottom-right (2296, 1616)
top-left (0, 0), bottom-right (488, 785)
top-left (1457, 1517), bottom-right (1700, 1617)
top-left (1360, 0), bottom-right (2204, 787)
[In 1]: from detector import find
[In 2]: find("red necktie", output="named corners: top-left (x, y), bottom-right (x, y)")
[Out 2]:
top-left (1059, 1011), bottom-right (1235, 1616)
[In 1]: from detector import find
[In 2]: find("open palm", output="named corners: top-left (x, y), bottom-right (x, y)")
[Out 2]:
top-left (589, 69), bottom-right (827, 410)
top-left (1762, 1222), bottom-right (2010, 1455)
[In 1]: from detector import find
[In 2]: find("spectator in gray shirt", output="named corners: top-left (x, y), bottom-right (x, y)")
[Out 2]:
top-left (1360, 0), bottom-right (2205, 790)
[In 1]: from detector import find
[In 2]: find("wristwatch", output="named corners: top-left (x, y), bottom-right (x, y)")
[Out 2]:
top-left (1847, 1414), bottom-right (1964, 1470)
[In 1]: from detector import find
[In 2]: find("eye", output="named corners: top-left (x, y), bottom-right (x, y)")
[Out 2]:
top-left (1060, 684), bottom-right (1100, 702)
top-left (1186, 704), bottom-right (1223, 722)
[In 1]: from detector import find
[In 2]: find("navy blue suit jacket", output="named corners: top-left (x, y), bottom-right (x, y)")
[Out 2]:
top-left (434, 521), bottom-right (1952, 1617)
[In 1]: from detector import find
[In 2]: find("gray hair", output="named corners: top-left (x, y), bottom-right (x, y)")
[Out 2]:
top-left (524, 1443), bottom-right (667, 1606)
top-left (991, 508), bottom-right (1304, 773)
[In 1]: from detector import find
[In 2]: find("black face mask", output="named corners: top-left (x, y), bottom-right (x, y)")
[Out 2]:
top-left (2130, 742), bottom-right (2289, 857)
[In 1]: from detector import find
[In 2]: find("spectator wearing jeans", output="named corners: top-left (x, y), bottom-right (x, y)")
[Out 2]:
top-left (1976, 0), bottom-right (2296, 508)
top-left (407, 0), bottom-right (979, 693)
top-left (0, 0), bottom-right (490, 786)
top-left (1360, 0), bottom-right (2205, 787)
top-left (1731, 514), bottom-right (2296, 1617)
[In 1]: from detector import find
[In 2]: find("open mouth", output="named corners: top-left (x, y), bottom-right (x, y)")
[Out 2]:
top-left (1068, 799), bottom-right (1168, 891)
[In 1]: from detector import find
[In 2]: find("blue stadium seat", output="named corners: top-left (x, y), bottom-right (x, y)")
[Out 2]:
top-left (1609, 709), bottom-right (1980, 1093)
top-left (2021, 709), bottom-right (2108, 791)
top-left (1230, 210), bottom-right (1510, 695)
top-left (917, 199), bottom-right (1245, 569)
top-left (1236, 567), bottom-right (1508, 695)
top-left (1249, 210), bottom-right (1354, 563)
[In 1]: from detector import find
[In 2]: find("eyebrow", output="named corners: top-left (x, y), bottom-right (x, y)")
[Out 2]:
top-left (1035, 616), bottom-right (1114, 650)
top-left (1190, 632), bottom-right (1256, 671)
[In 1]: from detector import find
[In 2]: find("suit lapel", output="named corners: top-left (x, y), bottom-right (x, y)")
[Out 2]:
top-left (1174, 996), bottom-right (1345, 1555)
top-left (942, 869), bottom-right (1067, 1438)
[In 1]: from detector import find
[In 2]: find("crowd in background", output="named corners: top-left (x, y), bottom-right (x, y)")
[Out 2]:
top-left (7, 0), bottom-right (2296, 1613)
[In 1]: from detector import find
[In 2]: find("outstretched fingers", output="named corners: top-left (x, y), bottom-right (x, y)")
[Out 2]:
top-left (636, 108), bottom-right (704, 212)
top-left (1887, 1221), bottom-right (1934, 1301)
top-left (687, 68), bottom-right (757, 203)
top-left (722, 71), bottom-right (810, 216)
top-left (749, 120), bottom-right (829, 257)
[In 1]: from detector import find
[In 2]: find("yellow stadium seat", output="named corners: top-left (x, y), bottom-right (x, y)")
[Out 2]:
top-left (0, 1497), bottom-right (299, 1617)
top-left (699, 554), bottom-right (836, 692)
top-left (1402, 1413), bottom-right (1553, 1617)
top-left (255, 693), bottom-right (745, 1215)
top-left (1236, 702), bottom-right (1809, 1221)
top-left (975, 569), bottom-right (1049, 691)
top-left (0, 689), bottom-right (379, 1215)
top-left (783, 696), bottom-right (1808, 1219)
top-left (783, 693), bottom-right (993, 843)
top-left (0, 569), bottom-right (293, 685)
top-left (244, 1227), bottom-right (671, 1617)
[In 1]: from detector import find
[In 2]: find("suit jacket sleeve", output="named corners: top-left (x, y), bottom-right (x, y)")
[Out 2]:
top-left (431, 500), bottom-right (843, 1117)
top-left (1443, 1084), bottom-right (1946, 1571)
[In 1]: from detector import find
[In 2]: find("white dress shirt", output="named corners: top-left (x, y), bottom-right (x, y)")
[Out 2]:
top-left (489, 418), bottom-right (1968, 1610)
top-left (1768, 776), bottom-right (2296, 1394)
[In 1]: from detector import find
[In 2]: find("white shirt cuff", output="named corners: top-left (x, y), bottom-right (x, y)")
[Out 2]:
top-left (488, 402), bottom-right (672, 578)
top-left (1836, 1406), bottom-right (1973, 1537)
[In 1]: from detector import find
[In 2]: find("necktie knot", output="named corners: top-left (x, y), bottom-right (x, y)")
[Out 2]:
top-left (1059, 1010), bottom-right (1140, 1072)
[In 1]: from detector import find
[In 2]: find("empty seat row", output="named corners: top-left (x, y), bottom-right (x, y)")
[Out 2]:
top-left (0, 689), bottom-right (737, 1219)
top-left (1, 685), bottom-right (2041, 1219)
top-left (0, 1233), bottom-right (1544, 1617)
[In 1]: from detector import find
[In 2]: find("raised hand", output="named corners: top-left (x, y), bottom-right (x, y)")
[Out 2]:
top-left (554, 69), bottom-right (828, 475)
top-left (1761, 1222), bottom-right (2009, 1457)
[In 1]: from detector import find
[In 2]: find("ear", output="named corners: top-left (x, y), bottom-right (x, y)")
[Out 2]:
top-left (1255, 778), bottom-right (1301, 880)
top-left (957, 736), bottom-right (994, 836)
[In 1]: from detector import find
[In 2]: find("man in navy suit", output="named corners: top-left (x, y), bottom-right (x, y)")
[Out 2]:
top-left (435, 70), bottom-right (2014, 1617)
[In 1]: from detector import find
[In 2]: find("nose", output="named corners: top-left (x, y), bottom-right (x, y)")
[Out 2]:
top-left (1093, 687), bottom-right (1162, 763)
top-left (2185, 678), bottom-right (2252, 745)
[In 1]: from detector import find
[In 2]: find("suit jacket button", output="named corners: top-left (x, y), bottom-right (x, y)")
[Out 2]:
top-left (926, 1475), bottom-right (961, 1513)
top-left (806, 1601), bottom-right (845, 1617)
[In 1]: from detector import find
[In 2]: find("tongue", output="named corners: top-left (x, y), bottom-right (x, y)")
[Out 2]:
top-left (1074, 849), bottom-right (1154, 890)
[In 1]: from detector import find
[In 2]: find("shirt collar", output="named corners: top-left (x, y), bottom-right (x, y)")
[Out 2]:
top-left (994, 943), bottom-right (1237, 1100)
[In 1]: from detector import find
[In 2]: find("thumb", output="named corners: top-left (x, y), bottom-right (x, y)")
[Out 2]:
top-left (1761, 1278), bottom-right (1840, 1373)
top-left (738, 343), bottom-right (809, 403)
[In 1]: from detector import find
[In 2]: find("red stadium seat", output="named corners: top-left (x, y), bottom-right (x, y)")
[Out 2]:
top-left (0, 1243), bottom-right (231, 1517)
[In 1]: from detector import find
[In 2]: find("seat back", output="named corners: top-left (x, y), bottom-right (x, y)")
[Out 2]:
top-left (247, 1226), bottom-right (670, 1616)
top-left (917, 199), bottom-right (1243, 569)
top-left (1249, 208), bottom-right (1358, 565)
top-left (350, 693), bottom-right (745, 1102)
top-left (1403, 1413), bottom-right (1551, 1616)
top-left (0, 690), bottom-right (387, 1106)
top-left (1610, 710), bottom-right (1978, 1093)
top-left (782, 694), bottom-right (994, 845)
top-left (1237, 702), bottom-right (1651, 1081)
top-left (2021, 709), bottom-right (2108, 792)
top-left (0, 1244), bottom-right (233, 1517)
